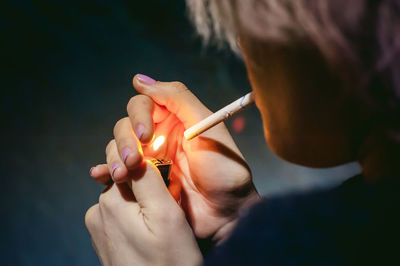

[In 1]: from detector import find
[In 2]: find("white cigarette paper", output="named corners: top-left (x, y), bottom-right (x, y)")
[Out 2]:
top-left (184, 92), bottom-right (254, 140)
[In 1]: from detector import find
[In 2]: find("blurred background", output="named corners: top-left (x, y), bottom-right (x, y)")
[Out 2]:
top-left (1, 0), bottom-right (360, 265)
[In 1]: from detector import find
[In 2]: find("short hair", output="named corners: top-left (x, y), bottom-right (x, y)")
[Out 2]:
top-left (186, 0), bottom-right (400, 136)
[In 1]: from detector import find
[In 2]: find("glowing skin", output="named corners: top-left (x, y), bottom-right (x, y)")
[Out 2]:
top-left (152, 135), bottom-right (165, 151)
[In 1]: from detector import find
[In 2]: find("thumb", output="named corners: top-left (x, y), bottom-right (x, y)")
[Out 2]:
top-left (128, 161), bottom-right (176, 210)
top-left (133, 74), bottom-right (212, 129)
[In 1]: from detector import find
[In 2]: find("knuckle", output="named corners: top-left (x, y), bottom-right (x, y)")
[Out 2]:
top-left (127, 95), bottom-right (150, 113)
top-left (117, 136), bottom-right (133, 150)
top-left (129, 111), bottom-right (139, 125)
top-left (136, 94), bottom-right (151, 105)
top-left (85, 204), bottom-right (99, 230)
top-left (113, 117), bottom-right (129, 136)
top-left (98, 191), bottom-right (117, 211)
top-left (105, 139), bottom-right (115, 155)
top-left (127, 96), bottom-right (136, 113)
top-left (98, 192), bottom-right (109, 209)
top-left (125, 150), bottom-right (142, 166)
top-left (170, 81), bottom-right (187, 92)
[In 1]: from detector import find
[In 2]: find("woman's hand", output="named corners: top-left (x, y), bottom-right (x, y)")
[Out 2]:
top-left (85, 160), bottom-right (202, 266)
top-left (90, 74), bottom-right (260, 241)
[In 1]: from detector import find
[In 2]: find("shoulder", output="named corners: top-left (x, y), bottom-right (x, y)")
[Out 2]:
top-left (204, 176), bottom-right (400, 266)
top-left (205, 190), bottom-right (341, 265)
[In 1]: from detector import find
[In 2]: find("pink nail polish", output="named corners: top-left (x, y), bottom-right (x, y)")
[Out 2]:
top-left (136, 124), bottom-right (144, 140)
top-left (122, 148), bottom-right (131, 163)
top-left (89, 167), bottom-right (94, 176)
top-left (111, 163), bottom-right (119, 178)
top-left (137, 74), bottom-right (156, 85)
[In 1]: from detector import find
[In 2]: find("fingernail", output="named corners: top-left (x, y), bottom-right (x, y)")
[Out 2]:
top-left (137, 74), bottom-right (156, 85)
top-left (122, 148), bottom-right (131, 163)
top-left (136, 124), bottom-right (144, 140)
top-left (89, 167), bottom-right (94, 176)
top-left (111, 163), bottom-right (119, 179)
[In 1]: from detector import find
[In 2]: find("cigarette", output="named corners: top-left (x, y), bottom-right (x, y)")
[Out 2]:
top-left (184, 92), bottom-right (254, 140)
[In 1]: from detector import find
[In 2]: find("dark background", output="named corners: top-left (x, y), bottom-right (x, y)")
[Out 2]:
top-left (1, 0), bottom-right (360, 265)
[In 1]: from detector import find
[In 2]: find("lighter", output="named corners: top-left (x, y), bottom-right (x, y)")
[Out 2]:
top-left (149, 158), bottom-right (173, 187)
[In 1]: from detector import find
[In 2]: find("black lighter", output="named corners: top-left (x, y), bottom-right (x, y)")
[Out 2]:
top-left (149, 158), bottom-right (173, 187)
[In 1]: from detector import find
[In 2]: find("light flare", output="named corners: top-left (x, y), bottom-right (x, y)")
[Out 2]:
top-left (152, 136), bottom-right (165, 151)
top-left (232, 116), bottom-right (246, 133)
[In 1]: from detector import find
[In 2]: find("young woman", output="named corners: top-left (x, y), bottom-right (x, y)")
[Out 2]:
top-left (86, 1), bottom-right (400, 265)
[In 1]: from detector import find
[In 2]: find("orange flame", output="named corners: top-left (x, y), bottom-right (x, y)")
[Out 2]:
top-left (152, 136), bottom-right (165, 151)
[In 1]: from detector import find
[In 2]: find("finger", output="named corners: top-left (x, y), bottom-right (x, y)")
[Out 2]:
top-left (113, 117), bottom-right (144, 170)
top-left (153, 103), bottom-right (170, 124)
top-left (168, 175), bottom-right (182, 203)
top-left (134, 74), bottom-right (242, 152)
top-left (98, 183), bottom-right (140, 223)
top-left (90, 164), bottom-right (112, 185)
top-left (126, 95), bottom-right (155, 143)
top-left (129, 161), bottom-right (176, 209)
top-left (133, 74), bottom-right (212, 129)
top-left (85, 204), bottom-right (101, 234)
top-left (106, 139), bottom-right (129, 183)
top-left (99, 183), bottom-right (137, 208)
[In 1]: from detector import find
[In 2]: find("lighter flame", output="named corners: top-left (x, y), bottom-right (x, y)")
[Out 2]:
top-left (152, 136), bottom-right (165, 151)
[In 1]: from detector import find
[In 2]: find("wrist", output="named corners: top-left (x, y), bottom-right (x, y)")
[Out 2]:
top-left (213, 191), bottom-right (261, 244)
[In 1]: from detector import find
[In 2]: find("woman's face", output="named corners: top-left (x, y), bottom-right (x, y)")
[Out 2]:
top-left (239, 36), bottom-right (366, 168)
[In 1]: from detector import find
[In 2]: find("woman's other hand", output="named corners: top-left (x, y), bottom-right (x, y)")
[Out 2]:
top-left (90, 74), bottom-right (260, 242)
top-left (85, 160), bottom-right (202, 266)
